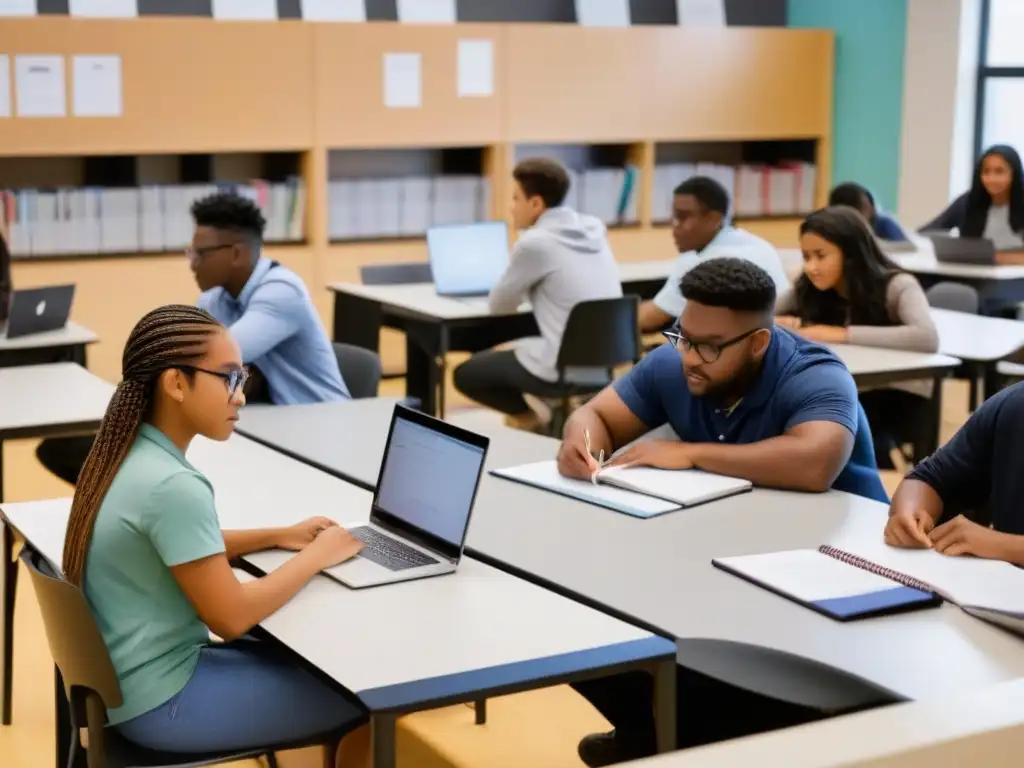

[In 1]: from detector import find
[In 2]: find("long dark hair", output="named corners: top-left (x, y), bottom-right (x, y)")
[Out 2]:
top-left (963, 145), bottom-right (1024, 237)
top-left (62, 305), bottom-right (222, 586)
top-left (795, 206), bottom-right (902, 328)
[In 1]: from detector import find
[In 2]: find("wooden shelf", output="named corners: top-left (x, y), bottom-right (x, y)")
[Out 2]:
top-left (10, 241), bottom-right (307, 263)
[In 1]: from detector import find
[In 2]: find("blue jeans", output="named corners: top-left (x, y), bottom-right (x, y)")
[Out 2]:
top-left (116, 639), bottom-right (366, 754)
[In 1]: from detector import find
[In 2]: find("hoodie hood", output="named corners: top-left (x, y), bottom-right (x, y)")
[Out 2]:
top-left (527, 207), bottom-right (607, 254)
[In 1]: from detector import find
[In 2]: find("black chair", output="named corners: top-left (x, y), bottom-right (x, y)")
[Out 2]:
top-left (543, 296), bottom-right (641, 435)
top-left (21, 547), bottom-right (348, 768)
top-left (333, 343), bottom-right (382, 399)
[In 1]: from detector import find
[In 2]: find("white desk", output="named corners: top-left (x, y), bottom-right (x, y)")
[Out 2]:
top-left (0, 322), bottom-right (98, 352)
top-left (1, 433), bottom-right (676, 767)
top-left (235, 398), bottom-right (1024, 712)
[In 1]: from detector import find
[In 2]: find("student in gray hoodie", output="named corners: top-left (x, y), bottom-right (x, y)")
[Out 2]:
top-left (453, 158), bottom-right (623, 430)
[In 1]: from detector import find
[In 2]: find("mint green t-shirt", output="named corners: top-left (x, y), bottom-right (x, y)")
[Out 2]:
top-left (84, 424), bottom-right (225, 725)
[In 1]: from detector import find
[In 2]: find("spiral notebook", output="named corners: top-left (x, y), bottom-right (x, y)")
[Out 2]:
top-left (714, 541), bottom-right (1024, 629)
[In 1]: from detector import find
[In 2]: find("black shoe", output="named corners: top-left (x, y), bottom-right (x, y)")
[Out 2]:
top-left (578, 729), bottom-right (657, 767)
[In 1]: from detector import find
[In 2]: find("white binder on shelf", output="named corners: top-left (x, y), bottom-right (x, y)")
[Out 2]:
top-left (139, 186), bottom-right (164, 251)
top-left (32, 192), bottom-right (59, 257)
top-left (99, 188), bottom-right (140, 253)
top-left (399, 176), bottom-right (431, 236)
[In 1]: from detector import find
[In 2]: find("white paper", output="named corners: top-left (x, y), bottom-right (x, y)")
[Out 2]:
top-left (676, 0), bottom-right (726, 27)
top-left (300, 0), bottom-right (366, 21)
top-left (72, 55), bottom-right (122, 117)
top-left (15, 55), bottom-right (65, 118)
top-left (575, 0), bottom-right (630, 27)
top-left (0, 56), bottom-right (10, 118)
top-left (69, 0), bottom-right (137, 17)
top-left (0, 0), bottom-right (35, 15)
top-left (457, 39), bottom-right (493, 98)
top-left (396, 0), bottom-right (455, 24)
top-left (383, 53), bottom-right (421, 109)
top-left (212, 0), bottom-right (277, 20)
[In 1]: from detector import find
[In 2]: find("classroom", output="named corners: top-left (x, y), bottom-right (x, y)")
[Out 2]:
top-left (4, 0), bottom-right (1024, 766)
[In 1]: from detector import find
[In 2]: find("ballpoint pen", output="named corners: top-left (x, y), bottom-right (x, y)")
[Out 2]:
top-left (583, 429), bottom-right (605, 484)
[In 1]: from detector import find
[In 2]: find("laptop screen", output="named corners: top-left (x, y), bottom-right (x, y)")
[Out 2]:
top-left (374, 412), bottom-right (487, 553)
top-left (427, 221), bottom-right (510, 296)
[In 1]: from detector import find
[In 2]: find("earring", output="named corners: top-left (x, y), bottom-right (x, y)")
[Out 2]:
top-left (175, 393), bottom-right (184, 403)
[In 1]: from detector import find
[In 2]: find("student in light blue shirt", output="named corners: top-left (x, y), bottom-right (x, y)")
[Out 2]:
top-left (640, 176), bottom-right (790, 333)
top-left (190, 192), bottom-right (349, 405)
top-left (61, 304), bottom-right (368, 763)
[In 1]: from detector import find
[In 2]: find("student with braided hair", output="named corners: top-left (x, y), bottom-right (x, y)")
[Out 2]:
top-left (64, 304), bottom-right (369, 764)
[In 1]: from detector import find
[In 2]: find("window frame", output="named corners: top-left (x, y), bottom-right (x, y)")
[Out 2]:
top-left (974, 0), bottom-right (1024, 159)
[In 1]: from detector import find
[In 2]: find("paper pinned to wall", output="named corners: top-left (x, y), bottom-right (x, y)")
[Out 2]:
top-left (575, 0), bottom-right (630, 27)
top-left (676, 0), bottom-right (726, 27)
top-left (457, 39), bottom-right (494, 98)
top-left (0, 56), bottom-right (11, 118)
top-left (383, 53), bottom-right (421, 109)
top-left (397, 0), bottom-right (455, 24)
top-left (0, 0), bottom-right (36, 15)
top-left (300, 0), bottom-right (367, 21)
top-left (212, 0), bottom-right (277, 20)
top-left (69, 0), bottom-right (138, 17)
top-left (15, 55), bottom-right (66, 118)
top-left (72, 55), bottom-right (122, 117)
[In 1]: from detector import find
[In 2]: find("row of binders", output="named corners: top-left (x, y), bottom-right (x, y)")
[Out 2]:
top-left (1, 180), bottom-right (306, 258)
top-left (653, 162), bottom-right (818, 221)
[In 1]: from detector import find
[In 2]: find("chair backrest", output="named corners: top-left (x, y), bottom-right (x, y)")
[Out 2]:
top-left (21, 547), bottom-right (122, 714)
top-left (926, 281), bottom-right (980, 314)
top-left (556, 296), bottom-right (641, 373)
top-left (333, 343), bottom-right (382, 398)
top-left (360, 262), bottom-right (433, 286)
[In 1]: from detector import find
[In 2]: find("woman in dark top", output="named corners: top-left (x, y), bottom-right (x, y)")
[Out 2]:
top-left (921, 144), bottom-right (1024, 252)
top-left (829, 182), bottom-right (907, 241)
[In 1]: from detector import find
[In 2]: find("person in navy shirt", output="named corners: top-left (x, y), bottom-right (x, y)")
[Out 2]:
top-left (829, 182), bottom-right (908, 242)
top-left (191, 192), bottom-right (349, 405)
top-left (563, 258), bottom-right (886, 768)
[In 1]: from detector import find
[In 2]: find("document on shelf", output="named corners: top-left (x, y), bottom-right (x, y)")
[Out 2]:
top-left (383, 53), bottom-right (422, 109)
top-left (397, 0), bottom-right (455, 24)
top-left (0, 0), bottom-right (36, 15)
top-left (457, 39), bottom-right (494, 98)
top-left (301, 0), bottom-right (367, 21)
top-left (0, 56), bottom-right (10, 118)
top-left (15, 55), bottom-right (66, 118)
top-left (575, 0), bottom-right (631, 27)
top-left (72, 55), bottom-right (122, 117)
top-left (676, 0), bottom-right (726, 27)
top-left (69, 0), bottom-right (137, 17)
top-left (212, 0), bottom-right (277, 20)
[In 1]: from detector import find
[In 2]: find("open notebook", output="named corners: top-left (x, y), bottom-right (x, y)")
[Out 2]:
top-left (714, 538), bottom-right (1024, 627)
top-left (491, 461), bottom-right (752, 519)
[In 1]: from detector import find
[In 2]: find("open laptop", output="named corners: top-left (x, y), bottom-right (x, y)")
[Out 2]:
top-left (926, 234), bottom-right (997, 265)
top-left (427, 221), bottom-right (510, 299)
top-left (325, 404), bottom-right (490, 589)
top-left (2, 285), bottom-right (75, 339)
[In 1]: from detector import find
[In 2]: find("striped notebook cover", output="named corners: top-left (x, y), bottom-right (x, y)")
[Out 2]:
top-left (818, 545), bottom-right (938, 596)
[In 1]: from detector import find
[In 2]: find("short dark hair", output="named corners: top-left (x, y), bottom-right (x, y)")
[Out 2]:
top-left (829, 182), bottom-right (874, 210)
top-left (191, 191), bottom-right (266, 240)
top-left (513, 157), bottom-right (570, 208)
top-left (680, 257), bottom-right (777, 314)
top-left (673, 176), bottom-right (730, 216)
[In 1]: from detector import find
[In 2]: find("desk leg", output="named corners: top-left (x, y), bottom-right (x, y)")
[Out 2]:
top-left (653, 660), bottom-right (676, 754)
top-left (2, 513), bottom-right (15, 727)
top-left (920, 374), bottom-right (944, 461)
top-left (983, 362), bottom-right (1002, 403)
top-left (371, 713), bottom-right (397, 768)
top-left (436, 325), bottom-right (450, 420)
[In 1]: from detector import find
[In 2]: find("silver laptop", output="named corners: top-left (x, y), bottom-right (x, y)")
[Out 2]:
top-left (326, 405), bottom-right (490, 589)
top-left (427, 221), bottom-right (510, 299)
top-left (3, 285), bottom-right (75, 339)
top-left (926, 234), bottom-right (996, 265)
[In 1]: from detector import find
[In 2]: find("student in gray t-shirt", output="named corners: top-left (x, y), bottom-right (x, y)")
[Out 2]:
top-left (920, 144), bottom-right (1024, 251)
top-left (452, 158), bottom-right (622, 431)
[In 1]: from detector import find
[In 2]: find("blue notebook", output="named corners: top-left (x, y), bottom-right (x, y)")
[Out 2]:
top-left (712, 548), bottom-right (941, 621)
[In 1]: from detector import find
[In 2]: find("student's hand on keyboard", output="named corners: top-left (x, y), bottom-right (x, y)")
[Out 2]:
top-left (304, 526), bottom-right (365, 569)
top-left (278, 516), bottom-right (338, 551)
top-left (608, 440), bottom-right (695, 471)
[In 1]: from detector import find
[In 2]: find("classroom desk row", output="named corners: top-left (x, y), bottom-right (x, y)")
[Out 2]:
top-left (0, 364), bottom-right (676, 768)
top-left (234, 396), bottom-right (1024, 714)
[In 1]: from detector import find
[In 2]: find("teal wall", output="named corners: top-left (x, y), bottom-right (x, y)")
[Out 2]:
top-left (788, 0), bottom-right (908, 211)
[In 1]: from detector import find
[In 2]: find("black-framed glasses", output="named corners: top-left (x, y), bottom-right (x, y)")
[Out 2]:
top-left (662, 326), bottom-right (762, 364)
top-left (179, 365), bottom-right (249, 400)
top-left (185, 242), bottom-right (238, 263)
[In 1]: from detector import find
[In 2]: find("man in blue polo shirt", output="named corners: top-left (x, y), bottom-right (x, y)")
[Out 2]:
top-left (191, 192), bottom-right (349, 404)
top-left (562, 257), bottom-right (886, 767)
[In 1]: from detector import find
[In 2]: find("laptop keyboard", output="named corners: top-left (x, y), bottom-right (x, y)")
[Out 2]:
top-left (348, 527), bottom-right (439, 571)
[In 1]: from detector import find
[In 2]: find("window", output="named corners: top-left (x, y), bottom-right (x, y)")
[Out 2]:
top-left (976, 0), bottom-right (1024, 155)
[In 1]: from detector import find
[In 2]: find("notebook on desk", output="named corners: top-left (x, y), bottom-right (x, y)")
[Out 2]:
top-left (714, 540), bottom-right (1024, 626)
top-left (491, 461), bottom-right (752, 519)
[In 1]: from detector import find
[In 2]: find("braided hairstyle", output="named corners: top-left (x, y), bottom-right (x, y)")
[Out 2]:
top-left (62, 305), bottom-right (223, 586)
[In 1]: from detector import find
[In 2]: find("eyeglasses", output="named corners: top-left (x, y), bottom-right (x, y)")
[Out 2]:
top-left (178, 366), bottom-right (249, 400)
top-left (661, 326), bottom-right (762, 364)
top-left (185, 242), bottom-right (237, 263)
